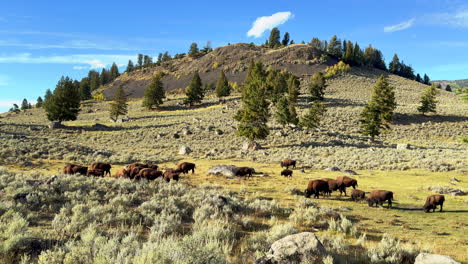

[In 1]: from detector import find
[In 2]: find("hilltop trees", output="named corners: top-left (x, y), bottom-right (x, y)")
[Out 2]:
top-left (142, 73), bottom-right (165, 110)
top-left (184, 72), bottom-right (204, 105)
top-left (36, 97), bottom-right (43, 108)
top-left (235, 61), bottom-right (270, 141)
top-left (364, 45), bottom-right (387, 70)
top-left (389, 54), bottom-right (401, 74)
top-left (21, 99), bottom-right (30, 110)
top-left (268, 27), bottom-right (281, 48)
top-left (282, 32), bottom-right (290, 46)
top-left (126, 60), bottom-right (134, 72)
top-left (43, 76), bottom-right (81, 122)
top-left (79, 78), bottom-right (91, 100)
top-left (418, 83), bottom-right (438, 115)
top-left (423, 74), bottom-right (430, 85)
top-left (109, 85), bottom-right (128, 121)
top-left (215, 71), bottom-right (231, 98)
top-left (327, 35), bottom-right (342, 59)
top-left (309, 72), bottom-right (327, 101)
top-left (137, 54), bottom-right (143, 67)
top-left (189, 43), bottom-right (199, 57)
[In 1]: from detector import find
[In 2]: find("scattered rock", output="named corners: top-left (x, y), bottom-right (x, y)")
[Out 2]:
top-left (338, 206), bottom-right (352, 211)
top-left (182, 128), bottom-right (192, 135)
top-left (156, 133), bottom-right (164, 139)
top-left (255, 232), bottom-right (327, 264)
top-left (206, 126), bottom-right (215, 131)
top-left (426, 186), bottom-right (466, 196)
top-left (396, 143), bottom-right (410, 150)
top-left (343, 169), bottom-right (358, 175)
top-left (178, 146), bottom-right (192, 155)
top-left (173, 133), bottom-right (180, 139)
top-left (325, 167), bottom-right (340, 172)
top-left (242, 142), bottom-right (261, 151)
top-left (215, 129), bottom-right (223, 135)
top-left (207, 165), bottom-right (238, 177)
top-left (450, 177), bottom-right (460, 183)
top-left (414, 253), bottom-right (460, 264)
top-left (300, 168), bottom-right (305, 173)
top-left (275, 131), bottom-right (286, 137)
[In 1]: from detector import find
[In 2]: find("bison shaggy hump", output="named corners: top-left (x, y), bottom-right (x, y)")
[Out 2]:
top-left (367, 190), bottom-right (393, 208)
top-left (177, 162), bottom-right (196, 174)
top-left (304, 179), bottom-right (329, 199)
top-left (63, 164), bottom-right (88, 175)
top-left (90, 162), bottom-right (112, 176)
top-left (319, 177), bottom-right (339, 196)
top-left (135, 168), bottom-right (163, 181)
top-left (280, 159), bottom-right (296, 169)
top-left (335, 176), bottom-right (358, 196)
top-left (423, 195), bottom-right (445, 213)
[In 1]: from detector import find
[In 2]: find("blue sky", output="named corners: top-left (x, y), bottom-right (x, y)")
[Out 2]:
top-left (1, 0), bottom-right (468, 112)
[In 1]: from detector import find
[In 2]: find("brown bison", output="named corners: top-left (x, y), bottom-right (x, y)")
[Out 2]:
top-left (280, 159), bottom-right (296, 169)
top-left (423, 195), bottom-right (445, 213)
top-left (336, 176), bottom-right (358, 196)
top-left (177, 162), bottom-right (196, 174)
top-left (319, 178), bottom-right (339, 196)
top-left (351, 189), bottom-right (366, 201)
top-left (127, 162), bottom-right (158, 171)
top-left (87, 169), bottom-right (105, 177)
top-left (114, 168), bottom-right (129, 178)
top-left (281, 169), bottom-right (293, 178)
top-left (135, 168), bottom-right (163, 181)
top-left (63, 164), bottom-right (88, 175)
top-left (90, 162), bottom-right (112, 176)
top-left (235, 167), bottom-right (255, 178)
top-left (164, 170), bottom-right (180, 182)
top-left (304, 179), bottom-right (329, 199)
top-left (367, 190), bottom-right (393, 208)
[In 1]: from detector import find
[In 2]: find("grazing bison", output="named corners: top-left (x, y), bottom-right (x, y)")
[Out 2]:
top-left (319, 178), bottom-right (339, 196)
top-left (63, 164), bottom-right (88, 175)
top-left (367, 190), bottom-right (393, 209)
top-left (351, 189), bottom-right (366, 201)
top-left (177, 162), bottom-right (196, 174)
top-left (423, 195), bottom-right (445, 213)
top-left (135, 168), bottom-right (163, 181)
top-left (164, 170), bottom-right (180, 182)
top-left (235, 167), bottom-right (255, 178)
top-left (114, 168), bottom-right (129, 178)
top-left (304, 179), bottom-right (329, 199)
top-left (336, 176), bottom-right (358, 196)
top-left (90, 162), bottom-right (112, 176)
top-left (87, 169), bottom-right (105, 177)
top-left (280, 159), bottom-right (296, 169)
top-left (128, 167), bottom-right (143, 179)
top-left (281, 169), bottom-right (293, 178)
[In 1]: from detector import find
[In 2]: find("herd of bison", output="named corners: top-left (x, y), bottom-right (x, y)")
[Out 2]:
top-left (63, 158), bottom-right (445, 213)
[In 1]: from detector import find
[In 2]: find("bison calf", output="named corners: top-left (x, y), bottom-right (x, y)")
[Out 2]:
top-left (87, 169), bottom-right (105, 177)
top-left (280, 159), bottom-right (296, 169)
top-left (423, 195), bottom-right (445, 213)
top-left (281, 169), bottom-right (293, 178)
top-left (164, 170), bottom-right (180, 182)
top-left (304, 179), bottom-right (329, 199)
top-left (367, 190), bottom-right (393, 209)
top-left (351, 189), bottom-right (366, 201)
top-left (90, 162), bottom-right (112, 176)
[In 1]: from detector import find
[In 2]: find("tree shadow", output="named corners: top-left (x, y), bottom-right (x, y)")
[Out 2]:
top-left (393, 113), bottom-right (468, 125)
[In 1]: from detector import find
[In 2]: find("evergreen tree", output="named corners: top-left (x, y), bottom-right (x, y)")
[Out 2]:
top-left (184, 72), bottom-right (204, 105)
top-left (216, 71), bottom-right (231, 98)
top-left (389, 54), bottom-right (401, 74)
top-left (188, 43), bottom-right (199, 57)
top-left (9, 104), bottom-right (20, 113)
top-left (310, 37), bottom-right (323, 50)
top-left (418, 83), bottom-right (438, 115)
top-left (445, 84), bottom-right (452, 92)
top-left (235, 61), bottom-right (270, 141)
top-left (275, 96), bottom-right (298, 127)
top-left (36, 97), bottom-right (43, 108)
top-left (162, 52), bottom-right (171, 62)
top-left (266, 68), bottom-right (288, 103)
top-left (282, 32), bottom-right (290, 46)
top-left (109, 85), bottom-right (128, 121)
top-left (371, 75), bottom-right (396, 123)
top-left (360, 102), bottom-right (385, 141)
top-left (300, 101), bottom-right (326, 129)
top-left (415, 74), bottom-right (422, 83)
top-left (287, 75), bottom-right (300, 103)
top-left (353, 43), bottom-right (364, 66)
top-left (290, 40), bottom-right (295, 44)
top-left (43, 76), bottom-right (81, 122)
top-left (100, 68), bottom-right (110, 85)
top-left (79, 77), bottom-right (92, 100)
top-left (268, 27), bottom-right (281, 48)
top-left (423, 74), bottom-right (430, 85)
top-left (44, 89), bottom-right (53, 103)
top-left (364, 45), bottom-right (387, 70)
top-left (126, 60), bottom-right (134, 72)
top-left (21, 99), bottom-right (29, 110)
top-left (110, 62), bottom-right (120, 80)
top-left (88, 70), bottom-right (100, 90)
top-left (143, 55), bottom-right (152, 66)
top-left (342, 41), bottom-right (355, 65)
top-left (156, 53), bottom-right (163, 65)
top-left (142, 73), bottom-right (165, 110)
top-left (309, 72), bottom-right (327, 101)
top-left (327, 35), bottom-right (342, 59)
top-left (137, 54), bottom-right (143, 67)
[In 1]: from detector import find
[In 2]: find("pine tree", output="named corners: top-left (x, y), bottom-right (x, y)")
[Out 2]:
top-left (389, 54), bottom-right (401, 74)
top-left (269, 27), bottom-right (281, 48)
top-left (36, 97), bottom-right (43, 108)
top-left (216, 71), bottom-right (231, 98)
top-left (423, 74), bottom-right (430, 85)
top-left (100, 68), bottom-right (110, 85)
top-left (109, 85), bottom-right (128, 121)
top-left (300, 101), bottom-right (326, 129)
top-left (275, 96), bottom-right (298, 127)
top-left (287, 75), bottom-right (300, 103)
top-left (418, 83), bottom-right (438, 115)
top-left (9, 104), bottom-right (19, 113)
top-left (309, 72), bottom-right (327, 101)
top-left (360, 102), bottom-right (385, 141)
top-left (142, 73), bottom-right (165, 109)
top-left (21, 99), bottom-right (29, 110)
top-left (353, 43), bottom-right (364, 66)
top-left (371, 75), bottom-right (396, 123)
top-left (79, 77), bottom-right (92, 100)
top-left (184, 72), bottom-right (204, 105)
top-left (282, 32), bottom-right (290, 46)
top-left (235, 61), bottom-right (270, 141)
top-left (43, 76), bottom-right (81, 122)
top-left (364, 45), bottom-right (387, 70)
top-left (110, 62), bottom-right (120, 80)
top-left (44, 89), bottom-right (53, 103)
top-left (88, 70), bottom-right (100, 90)
top-left (126, 60), bottom-right (134, 72)
top-left (342, 41), bottom-right (355, 65)
top-left (143, 55), bottom-right (152, 66)
top-left (188, 43), bottom-right (199, 57)
top-left (137, 54), bottom-right (143, 67)
top-left (310, 38), bottom-right (323, 50)
top-left (266, 68), bottom-right (288, 103)
top-left (327, 35), bottom-right (342, 59)
top-left (415, 74), bottom-right (422, 83)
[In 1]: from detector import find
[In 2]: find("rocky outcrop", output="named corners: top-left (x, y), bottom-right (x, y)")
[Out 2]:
top-left (414, 253), bottom-right (460, 264)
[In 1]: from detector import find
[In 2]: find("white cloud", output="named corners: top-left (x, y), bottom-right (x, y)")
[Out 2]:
top-left (72, 65), bottom-right (89, 70)
top-left (0, 53), bottom-right (135, 69)
top-left (247, 11), bottom-right (293, 38)
top-left (430, 9), bottom-right (468, 28)
top-left (384, 18), bottom-right (416, 33)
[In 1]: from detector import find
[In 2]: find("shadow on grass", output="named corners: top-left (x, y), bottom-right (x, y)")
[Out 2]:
top-left (393, 113), bottom-right (468, 125)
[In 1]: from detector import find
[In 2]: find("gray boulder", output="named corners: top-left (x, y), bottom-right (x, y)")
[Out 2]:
top-left (397, 143), bottom-right (410, 150)
top-left (325, 167), bottom-right (340, 172)
top-left (178, 146), bottom-right (192, 155)
top-left (207, 165), bottom-right (238, 177)
top-left (256, 232), bottom-right (327, 264)
top-left (414, 253), bottom-right (460, 264)
top-left (242, 142), bottom-right (261, 150)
